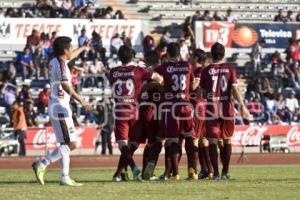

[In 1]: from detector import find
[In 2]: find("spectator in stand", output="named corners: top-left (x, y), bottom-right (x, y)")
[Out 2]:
top-left (38, 84), bottom-right (50, 113)
top-left (11, 100), bottom-right (27, 156)
top-left (213, 11), bottom-right (222, 21)
top-left (40, 32), bottom-right (52, 58)
top-left (26, 29), bottom-right (40, 52)
top-left (224, 8), bottom-right (238, 23)
top-left (62, 0), bottom-right (73, 17)
top-left (110, 33), bottom-right (123, 57)
top-left (94, 99), bottom-right (113, 155)
top-left (285, 91), bottom-right (299, 115)
top-left (160, 30), bottom-right (172, 47)
top-left (0, 84), bottom-right (5, 107)
top-left (74, 0), bottom-right (87, 8)
top-left (0, 8), bottom-right (4, 18)
top-left (50, 31), bottom-right (57, 46)
top-left (250, 39), bottom-right (265, 76)
top-left (248, 96), bottom-right (263, 124)
top-left (191, 10), bottom-right (202, 29)
top-left (121, 31), bottom-right (132, 48)
top-left (4, 62), bottom-right (16, 83)
top-left (33, 47), bottom-right (47, 79)
top-left (17, 8), bottom-right (26, 18)
top-left (258, 77), bottom-right (273, 96)
top-left (287, 39), bottom-right (300, 68)
top-left (79, 6), bottom-right (92, 19)
top-left (24, 100), bottom-right (38, 127)
top-left (285, 58), bottom-right (300, 88)
top-left (4, 86), bottom-right (16, 112)
top-left (17, 84), bottom-right (33, 105)
top-left (104, 6), bottom-right (114, 19)
top-left (20, 47), bottom-right (35, 79)
top-left (91, 31), bottom-right (106, 64)
top-left (202, 10), bottom-right (212, 21)
top-left (27, 6), bottom-right (42, 18)
top-left (274, 9), bottom-right (284, 22)
top-left (265, 93), bottom-right (278, 121)
top-left (113, 10), bottom-right (125, 19)
top-left (78, 29), bottom-right (89, 47)
top-left (142, 35), bottom-right (155, 54)
top-left (285, 10), bottom-right (293, 22)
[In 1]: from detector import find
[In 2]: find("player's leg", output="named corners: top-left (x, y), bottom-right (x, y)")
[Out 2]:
top-left (184, 136), bottom-right (198, 180)
top-left (166, 138), bottom-right (180, 180)
top-left (198, 137), bottom-right (213, 179)
top-left (220, 119), bottom-right (234, 180)
top-left (206, 119), bottom-right (222, 179)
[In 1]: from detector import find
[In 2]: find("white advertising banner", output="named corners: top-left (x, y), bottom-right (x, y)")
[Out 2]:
top-left (0, 18), bottom-right (144, 49)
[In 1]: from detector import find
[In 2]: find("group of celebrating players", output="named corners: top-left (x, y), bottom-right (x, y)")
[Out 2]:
top-left (109, 42), bottom-right (251, 182)
top-left (32, 36), bottom-right (250, 186)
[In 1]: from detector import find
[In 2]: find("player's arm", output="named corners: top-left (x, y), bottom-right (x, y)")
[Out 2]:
top-left (190, 77), bottom-right (200, 91)
top-left (232, 85), bottom-right (251, 120)
top-left (61, 81), bottom-right (91, 110)
top-left (70, 40), bottom-right (90, 60)
top-left (151, 72), bottom-right (163, 84)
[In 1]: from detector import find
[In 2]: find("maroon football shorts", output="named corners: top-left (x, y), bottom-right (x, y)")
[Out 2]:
top-left (138, 105), bottom-right (159, 144)
top-left (157, 104), bottom-right (195, 139)
top-left (205, 118), bottom-right (234, 139)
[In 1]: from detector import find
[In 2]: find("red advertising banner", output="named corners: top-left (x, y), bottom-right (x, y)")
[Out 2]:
top-left (25, 127), bottom-right (97, 150)
top-left (24, 125), bottom-right (300, 152)
top-left (232, 125), bottom-right (300, 146)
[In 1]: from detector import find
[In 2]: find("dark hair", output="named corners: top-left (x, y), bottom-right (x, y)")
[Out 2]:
top-left (211, 42), bottom-right (225, 61)
top-left (118, 45), bottom-right (133, 64)
top-left (167, 42), bottom-right (180, 58)
top-left (193, 49), bottom-right (206, 65)
top-left (53, 36), bottom-right (72, 56)
top-left (144, 50), bottom-right (160, 66)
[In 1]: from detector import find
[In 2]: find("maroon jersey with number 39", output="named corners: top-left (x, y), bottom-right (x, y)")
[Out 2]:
top-left (109, 64), bottom-right (153, 117)
top-left (155, 61), bottom-right (194, 102)
top-left (200, 63), bottom-right (238, 118)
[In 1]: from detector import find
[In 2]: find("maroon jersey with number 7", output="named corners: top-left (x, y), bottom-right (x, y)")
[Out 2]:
top-left (200, 63), bottom-right (238, 118)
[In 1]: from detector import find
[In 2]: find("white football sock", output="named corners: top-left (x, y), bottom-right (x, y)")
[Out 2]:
top-left (59, 145), bottom-right (71, 182)
top-left (39, 147), bottom-right (62, 169)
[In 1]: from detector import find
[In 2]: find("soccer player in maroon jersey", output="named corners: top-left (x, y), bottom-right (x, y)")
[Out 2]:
top-left (137, 50), bottom-right (165, 180)
top-left (109, 45), bottom-right (163, 182)
top-left (190, 49), bottom-right (214, 179)
top-left (146, 42), bottom-right (198, 180)
top-left (200, 43), bottom-right (251, 180)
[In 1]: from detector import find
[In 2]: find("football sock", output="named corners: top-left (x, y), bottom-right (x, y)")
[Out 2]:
top-left (170, 142), bottom-right (180, 176)
top-left (59, 145), bottom-right (71, 182)
top-left (39, 147), bottom-right (62, 169)
top-left (148, 142), bottom-right (163, 164)
top-left (223, 143), bottom-right (232, 175)
top-left (142, 145), bottom-right (150, 175)
top-left (121, 146), bottom-right (137, 171)
top-left (163, 146), bottom-right (172, 177)
top-left (185, 137), bottom-right (197, 172)
top-left (198, 146), bottom-right (208, 173)
top-left (204, 146), bottom-right (213, 174)
top-left (129, 144), bottom-right (138, 156)
top-left (209, 144), bottom-right (219, 176)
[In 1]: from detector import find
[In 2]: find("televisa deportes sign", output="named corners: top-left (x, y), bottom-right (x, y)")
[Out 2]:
top-left (0, 18), bottom-right (144, 47)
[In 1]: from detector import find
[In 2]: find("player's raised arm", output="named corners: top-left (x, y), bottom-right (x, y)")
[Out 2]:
top-left (69, 40), bottom-right (90, 61)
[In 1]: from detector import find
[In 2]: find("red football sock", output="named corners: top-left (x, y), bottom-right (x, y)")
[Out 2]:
top-left (178, 141), bottom-right (183, 163)
top-left (185, 137), bottom-right (197, 172)
top-left (113, 155), bottom-right (125, 177)
top-left (219, 144), bottom-right (226, 168)
top-left (209, 144), bottom-right (219, 176)
top-left (170, 142), bottom-right (180, 176)
top-left (130, 144), bottom-right (138, 156)
top-left (222, 143), bottom-right (232, 175)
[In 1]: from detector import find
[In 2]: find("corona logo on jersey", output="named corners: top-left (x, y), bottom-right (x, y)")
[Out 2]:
top-left (232, 26), bottom-right (258, 47)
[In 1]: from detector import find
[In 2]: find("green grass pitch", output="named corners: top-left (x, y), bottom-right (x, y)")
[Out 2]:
top-left (0, 165), bottom-right (300, 200)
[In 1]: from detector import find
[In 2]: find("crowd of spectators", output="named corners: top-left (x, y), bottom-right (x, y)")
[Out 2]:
top-left (274, 9), bottom-right (300, 22)
top-left (0, 0), bottom-right (125, 20)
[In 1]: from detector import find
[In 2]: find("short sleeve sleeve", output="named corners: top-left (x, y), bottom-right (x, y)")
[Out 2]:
top-left (138, 67), bottom-right (153, 80)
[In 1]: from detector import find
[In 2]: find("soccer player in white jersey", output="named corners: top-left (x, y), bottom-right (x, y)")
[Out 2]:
top-left (32, 36), bottom-right (91, 186)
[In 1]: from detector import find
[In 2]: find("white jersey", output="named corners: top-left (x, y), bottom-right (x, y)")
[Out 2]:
top-left (48, 57), bottom-right (72, 106)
